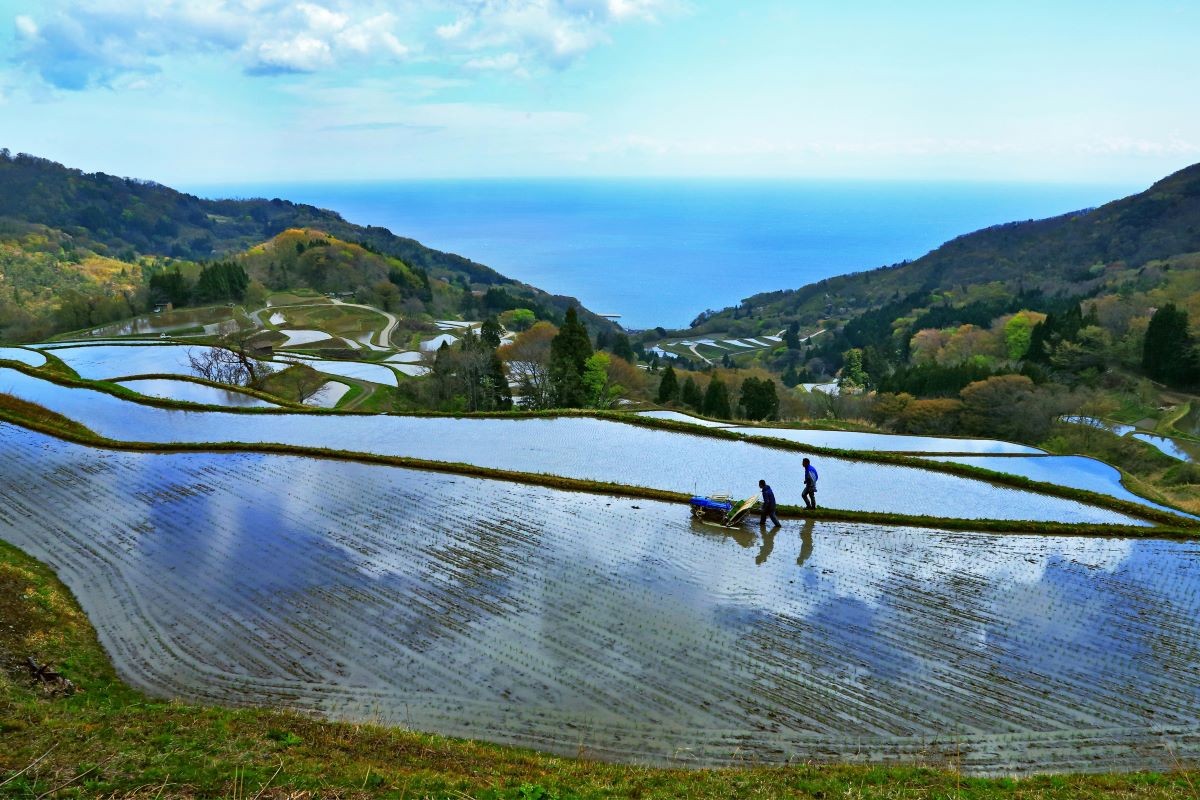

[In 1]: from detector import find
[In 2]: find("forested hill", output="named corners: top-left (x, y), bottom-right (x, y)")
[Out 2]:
top-left (0, 150), bottom-right (612, 331)
top-left (690, 162), bottom-right (1200, 335)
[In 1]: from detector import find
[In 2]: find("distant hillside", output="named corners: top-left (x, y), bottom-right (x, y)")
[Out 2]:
top-left (0, 149), bottom-right (614, 338)
top-left (692, 162), bottom-right (1200, 337)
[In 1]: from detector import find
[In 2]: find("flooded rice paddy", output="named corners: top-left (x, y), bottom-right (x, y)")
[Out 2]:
top-left (926, 455), bottom-right (1194, 519)
top-left (303, 380), bottom-right (351, 409)
top-left (278, 355), bottom-right (400, 386)
top-left (0, 346), bottom-right (46, 367)
top-left (45, 343), bottom-right (226, 380)
top-left (1132, 433), bottom-right (1196, 462)
top-left (0, 423), bottom-right (1196, 774)
top-left (116, 378), bottom-right (279, 408)
top-left (636, 410), bottom-right (736, 428)
top-left (637, 411), bottom-right (1043, 453)
top-left (0, 367), bottom-right (1155, 524)
top-left (277, 329), bottom-right (333, 348)
top-left (727, 427), bottom-right (1043, 454)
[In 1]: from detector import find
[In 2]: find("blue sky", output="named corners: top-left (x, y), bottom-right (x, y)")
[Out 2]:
top-left (0, 0), bottom-right (1197, 184)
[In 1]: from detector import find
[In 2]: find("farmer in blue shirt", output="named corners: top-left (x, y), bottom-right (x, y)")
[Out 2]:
top-left (758, 479), bottom-right (781, 528)
top-left (802, 458), bottom-right (818, 509)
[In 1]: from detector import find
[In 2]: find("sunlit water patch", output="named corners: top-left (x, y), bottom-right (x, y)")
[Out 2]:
top-left (116, 379), bottom-right (278, 408)
top-left (0, 423), bottom-right (1196, 774)
top-left (726, 426), bottom-right (1043, 454)
top-left (278, 355), bottom-right (399, 386)
top-left (635, 410), bottom-right (736, 428)
top-left (304, 380), bottom-right (351, 408)
top-left (925, 455), bottom-right (1194, 519)
top-left (277, 329), bottom-right (333, 347)
top-left (1060, 416), bottom-right (1137, 437)
top-left (41, 343), bottom-right (248, 380)
top-left (0, 367), bottom-right (1153, 524)
top-left (0, 346), bottom-right (46, 367)
top-left (1132, 433), bottom-right (1195, 462)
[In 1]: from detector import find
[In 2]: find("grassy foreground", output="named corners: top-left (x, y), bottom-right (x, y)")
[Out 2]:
top-left (3, 541), bottom-right (1198, 800)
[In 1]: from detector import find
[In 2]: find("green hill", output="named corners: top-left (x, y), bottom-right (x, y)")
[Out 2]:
top-left (0, 149), bottom-right (613, 340)
top-left (691, 162), bottom-right (1200, 338)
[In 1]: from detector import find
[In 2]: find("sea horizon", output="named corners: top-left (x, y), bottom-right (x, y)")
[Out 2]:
top-left (186, 178), bottom-right (1140, 329)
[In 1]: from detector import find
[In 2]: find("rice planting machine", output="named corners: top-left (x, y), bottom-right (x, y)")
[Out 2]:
top-left (689, 493), bottom-right (760, 528)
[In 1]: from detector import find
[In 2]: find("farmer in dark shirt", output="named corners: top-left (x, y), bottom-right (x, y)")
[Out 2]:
top-left (802, 458), bottom-right (818, 509)
top-left (758, 479), bottom-right (781, 528)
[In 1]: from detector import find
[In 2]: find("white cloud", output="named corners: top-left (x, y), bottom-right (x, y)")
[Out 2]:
top-left (11, 1), bottom-right (413, 88)
top-left (14, 14), bottom-right (39, 39)
top-left (251, 34), bottom-right (335, 74)
top-left (10, 0), bottom-right (675, 91)
top-left (464, 51), bottom-right (522, 71)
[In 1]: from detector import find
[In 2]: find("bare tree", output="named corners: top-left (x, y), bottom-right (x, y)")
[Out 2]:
top-left (497, 321), bottom-right (556, 410)
top-left (188, 333), bottom-right (267, 387)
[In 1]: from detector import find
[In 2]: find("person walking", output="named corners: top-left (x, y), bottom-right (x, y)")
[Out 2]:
top-left (758, 479), bottom-right (781, 528)
top-left (802, 458), bottom-right (818, 509)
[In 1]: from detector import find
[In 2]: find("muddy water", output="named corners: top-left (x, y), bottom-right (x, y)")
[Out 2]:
top-left (0, 423), bottom-right (1196, 774)
top-left (0, 367), bottom-right (1152, 524)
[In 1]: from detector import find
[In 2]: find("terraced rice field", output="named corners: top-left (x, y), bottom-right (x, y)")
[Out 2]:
top-left (87, 306), bottom-right (244, 337)
top-left (0, 423), bottom-right (1196, 774)
top-left (1132, 433), bottom-right (1196, 462)
top-left (927, 455), bottom-right (1194, 519)
top-left (729, 428), bottom-right (1042, 454)
top-left (0, 368), bottom-right (1156, 524)
top-left (277, 356), bottom-right (400, 386)
top-left (0, 346), bottom-right (46, 366)
top-left (116, 378), bottom-right (279, 408)
top-left (303, 380), bottom-right (351, 408)
top-left (638, 412), bottom-right (1042, 453)
top-left (636, 410), bottom-right (735, 428)
top-left (41, 343), bottom-right (228, 380)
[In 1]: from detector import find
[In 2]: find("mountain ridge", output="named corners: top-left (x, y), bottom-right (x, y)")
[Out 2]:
top-left (688, 161), bottom-right (1200, 336)
top-left (0, 149), bottom-right (615, 339)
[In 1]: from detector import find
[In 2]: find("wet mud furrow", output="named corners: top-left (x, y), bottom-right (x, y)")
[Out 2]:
top-left (1, 423), bottom-right (1198, 775)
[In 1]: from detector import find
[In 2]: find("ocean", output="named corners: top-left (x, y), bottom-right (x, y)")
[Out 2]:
top-left (188, 179), bottom-right (1137, 329)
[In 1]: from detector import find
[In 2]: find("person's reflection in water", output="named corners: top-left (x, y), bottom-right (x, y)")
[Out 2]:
top-left (755, 526), bottom-right (776, 565)
top-left (796, 519), bottom-right (815, 568)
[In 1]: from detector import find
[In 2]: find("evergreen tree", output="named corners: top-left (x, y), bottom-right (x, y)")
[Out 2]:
top-left (148, 266), bottom-right (190, 307)
top-left (783, 320), bottom-right (801, 349)
top-left (703, 374), bottom-right (732, 419)
top-left (488, 349), bottom-right (513, 410)
top-left (480, 316), bottom-right (503, 348)
top-left (548, 306), bottom-right (593, 407)
top-left (1143, 304), bottom-right (1198, 387)
top-left (656, 364), bottom-right (679, 404)
top-left (839, 348), bottom-right (868, 390)
top-left (739, 377), bottom-right (779, 421)
top-left (193, 261), bottom-right (249, 304)
top-left (680, 376), bottom-right (703, 411)
top-left (612, 332), bottom-right (636, 362)
top-left (781, 364), bottom-right (800, 388)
